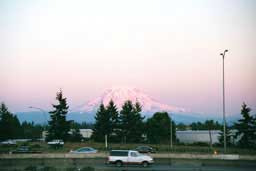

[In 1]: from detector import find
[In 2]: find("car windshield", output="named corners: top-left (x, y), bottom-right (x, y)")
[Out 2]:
top-left (78, 147), bottom-right (94, 152)
top-left (78, 148), bottom-right (88, 151)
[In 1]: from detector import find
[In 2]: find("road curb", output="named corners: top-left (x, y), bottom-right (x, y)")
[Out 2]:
top-left (0, 153), bottom-right (255, 160)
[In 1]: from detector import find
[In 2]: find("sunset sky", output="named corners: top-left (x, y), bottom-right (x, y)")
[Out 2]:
top-left (1, 0), bottom-right (255, 117)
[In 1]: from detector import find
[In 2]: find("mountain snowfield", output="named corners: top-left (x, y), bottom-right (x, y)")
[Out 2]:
top-left (76, 86), bottom-right (186, 114)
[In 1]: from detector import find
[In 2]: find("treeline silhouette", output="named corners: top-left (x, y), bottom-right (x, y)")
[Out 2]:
top-left (1, 90), bottom-right (255, 148)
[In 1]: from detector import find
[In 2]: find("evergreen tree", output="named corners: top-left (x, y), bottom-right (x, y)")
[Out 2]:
top-left (106, 100), bottom-right (119, 142)
top-left (130, 101), bottom-right (145, 142)
top-left (80, 122), bottom-right (89, 129)
top-left (12, 115), bottom-right (23, 138)
top-left (176, 123), bottom-right (188, 131)
top-left (234, 103), bottom-right (256, 148)
top-left (119, 100), bottom-right (145, 143)
top-left (0, 103), bottom-right (22, 140)
top-left (92, 104), bottom-right (111, 142)
top-left (46, 90), bottom-right (71, 141)
top-left (22, 121), bottom-right (43, 139)
top-left (146, 112), bottom-right (176, 144)
top-left (69, 128), bottom-right (83, 142)
top-left (69, 121), bottom-right (90, 129)
top-left (68, 122), bottom-right (83, 142)
top-left (214, 121), bottom-right (223, 130)
top-left (119, 100), bottom-right (133, 143)
top-left (190, 120), bottom-right (222, 130)
top-left (218, 125), bottom-right (233, 146)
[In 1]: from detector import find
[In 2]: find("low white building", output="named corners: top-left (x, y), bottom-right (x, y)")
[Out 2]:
top-left (42, 129), bottom-right (93, 140)
top-left (79, 129), bottom-right (93, 139)
top-left (176, 130), bottom-right (238, 144)
top-left (176, 130), bottom-right (221, 144)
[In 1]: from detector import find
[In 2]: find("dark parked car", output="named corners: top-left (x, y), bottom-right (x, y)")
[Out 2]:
top-left (135, 146), bottom-right (155, 153)
top-left (11, 146), bottom-right (42, 154)
top-left (0, 140), bottom-right (17, 146)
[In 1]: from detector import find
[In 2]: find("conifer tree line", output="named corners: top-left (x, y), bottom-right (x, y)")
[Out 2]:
top-left (0, 89), bottom-right (255, 147)
top-left (92, 100), bottom-right (176, 144)
top-left (0, 103), bottom-right (44, 141)
top-left (0, 90), bottom-right (85, 142)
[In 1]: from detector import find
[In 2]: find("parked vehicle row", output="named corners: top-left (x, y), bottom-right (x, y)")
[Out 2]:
top-left (2, 139), bottom-right (155, 167)
top-left (10, 146), bottom-right (42, 154)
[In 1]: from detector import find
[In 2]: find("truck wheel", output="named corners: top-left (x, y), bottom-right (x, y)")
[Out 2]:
top-left (142, 161), bottom-right (149, 167)
top-left (116, 161), bottom-right (122, 167)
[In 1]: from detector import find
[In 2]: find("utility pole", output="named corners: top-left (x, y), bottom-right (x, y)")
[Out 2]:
top-left (105, 134), bottom-right (108, 150)
top-left (169, 113), bottom-right (173, 167)
top-left (170, 116), bottom-right (173, 149)
top-left (220, 49), bottom-right (228, 153)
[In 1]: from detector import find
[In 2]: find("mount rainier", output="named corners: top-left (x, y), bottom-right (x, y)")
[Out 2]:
top-left (76, 86), bottom-right (186, 114)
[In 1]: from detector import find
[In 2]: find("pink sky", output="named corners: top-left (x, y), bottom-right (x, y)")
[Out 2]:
top-left (0, 0), bottom-right (255, 116)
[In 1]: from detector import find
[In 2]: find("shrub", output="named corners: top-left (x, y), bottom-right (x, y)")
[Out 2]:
top-left (191, 142), bottom-right (209, 146)
top-left (41, 166), bottom-right (56, 171)
top-left (81, 166), bottom-right (94, 171)
top-left (24, 166), bottom-right (37, 171)
top-left (21, 142), bottom-right (30, 146)
top-left (31, 144), bottom-right (41, 149)
top-left (66, 167), bottom-right (77, 171)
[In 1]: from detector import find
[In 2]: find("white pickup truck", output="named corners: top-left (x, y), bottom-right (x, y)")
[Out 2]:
top-left (107, 150), bottom-right (154, 167)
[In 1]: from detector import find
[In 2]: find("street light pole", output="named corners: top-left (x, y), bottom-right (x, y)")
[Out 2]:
top-left (29, 106), bottom-right (48, 141)
top-left (28, 106), bottom-right (48, 125)
top-left (168, 113), bottom-right (173, 167)
top-left (170, 116), bottom-right (173, 149)
top-left (220, 49), bottom-right (228, 153)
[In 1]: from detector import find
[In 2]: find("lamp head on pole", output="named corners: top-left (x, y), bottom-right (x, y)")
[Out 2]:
top-left (220, 49), bottom-right (228, 59)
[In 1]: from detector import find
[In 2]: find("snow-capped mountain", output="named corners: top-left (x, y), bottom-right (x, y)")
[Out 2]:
top-left (19, 86), bottom-right (235, 124)
top-left (77, 86), bottom-right (186, 114)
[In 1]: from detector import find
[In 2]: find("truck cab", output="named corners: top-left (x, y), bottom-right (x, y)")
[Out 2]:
top-left (107, 150), bottom-right (154, 167)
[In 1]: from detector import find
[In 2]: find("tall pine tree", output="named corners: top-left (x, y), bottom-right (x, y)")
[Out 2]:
top-left (106, 100), bottom-right (119, 142)
top-left (234, 103), bottom-right (256, 148)
top-left (218, 124), bottom-right (233, 146)
top-left (119, 100), bottom-right (144, 143)
top-left (146, 112), bottom-right (176, 144)
top-left (130, 101), bottom-right (145, 142)
top-left (46, 90), bottom-right (71, 141)
top-left (92, 104), bottom-right (112, 142)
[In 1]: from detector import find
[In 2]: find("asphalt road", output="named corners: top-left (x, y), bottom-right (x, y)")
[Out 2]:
top-left (95, 164), bottom-right (256, 171)
top-left (1, 157), bottom-right (256, 171)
